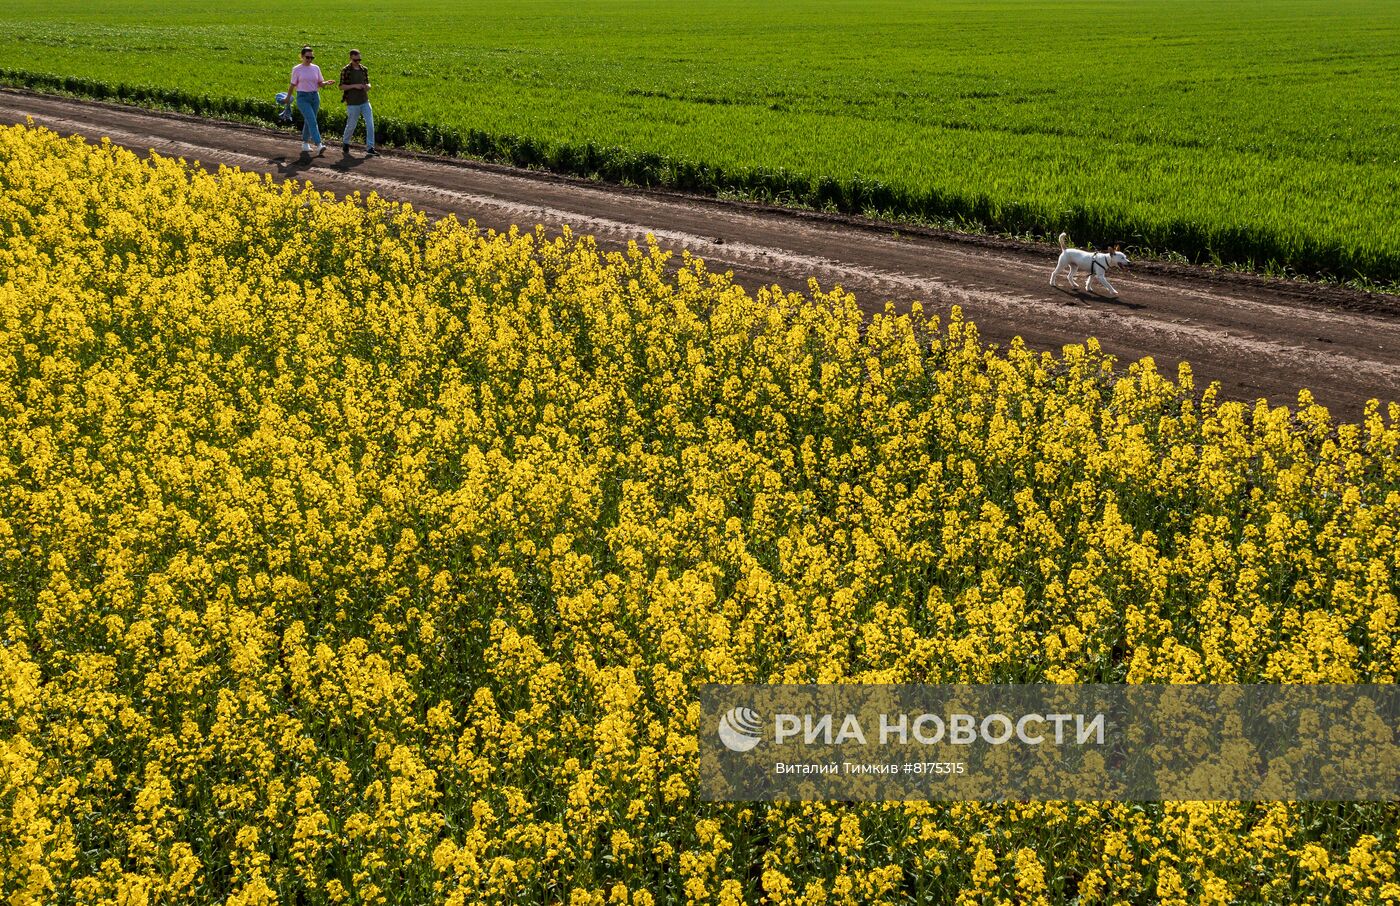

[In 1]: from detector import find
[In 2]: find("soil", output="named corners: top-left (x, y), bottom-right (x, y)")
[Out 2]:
top-left (5, 87), bottom-right (1399, 419)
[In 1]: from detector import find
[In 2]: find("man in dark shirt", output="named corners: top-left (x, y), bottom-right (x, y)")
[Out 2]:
top-left (338, 49), bottom-right (377, 156)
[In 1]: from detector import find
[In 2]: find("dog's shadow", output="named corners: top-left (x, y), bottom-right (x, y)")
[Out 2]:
top-left (1053, 284), bottom-right (1145, 310)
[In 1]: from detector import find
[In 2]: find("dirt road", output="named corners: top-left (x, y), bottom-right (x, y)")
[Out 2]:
top-left (5, 88), bottom-right (1398, 418)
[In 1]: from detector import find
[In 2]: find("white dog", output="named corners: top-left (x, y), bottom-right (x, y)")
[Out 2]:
top-left (1050, 232), bottom-right (1130, 296)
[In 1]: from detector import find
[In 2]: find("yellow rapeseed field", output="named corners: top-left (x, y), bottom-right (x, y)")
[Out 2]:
top-left (0, 123), bottom-right (1397, 905)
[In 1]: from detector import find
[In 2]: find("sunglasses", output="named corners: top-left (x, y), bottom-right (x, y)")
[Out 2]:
top-left (303, 53), bottom-right (314, 59)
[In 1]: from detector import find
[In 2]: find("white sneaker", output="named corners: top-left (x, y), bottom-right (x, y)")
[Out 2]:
top-left (301, 142), bottom-right (311, 153)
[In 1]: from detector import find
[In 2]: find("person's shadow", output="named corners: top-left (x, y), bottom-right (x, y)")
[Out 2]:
top-left (272, 153), bottom-right (318, 178)
top-left (330, 153), bottom-right (367, 171)
top-left (271, 151), bottom-right (367, 176)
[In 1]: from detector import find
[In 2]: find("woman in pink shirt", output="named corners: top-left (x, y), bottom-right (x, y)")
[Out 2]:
top-left (285, 45), bottom-right (335, 155)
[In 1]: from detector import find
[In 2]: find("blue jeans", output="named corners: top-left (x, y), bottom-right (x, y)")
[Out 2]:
top-left (343, 102), bottom-right (374, 149)
top-left (295, 91), bottom-right (321, 145)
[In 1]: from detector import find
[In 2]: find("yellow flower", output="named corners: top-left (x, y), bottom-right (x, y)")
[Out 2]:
top-left (1, 121), bottom-right (1394, 906)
